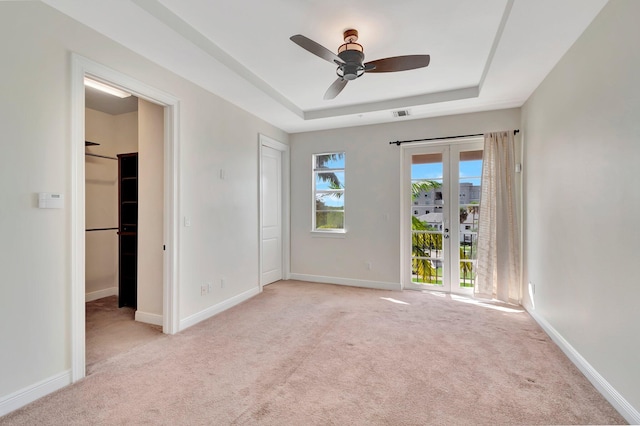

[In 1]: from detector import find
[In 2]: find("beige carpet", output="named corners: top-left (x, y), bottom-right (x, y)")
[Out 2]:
top-left (1, 281), bottom-right (625, 425)
top-left (85, 296), bottom-right (163, 373)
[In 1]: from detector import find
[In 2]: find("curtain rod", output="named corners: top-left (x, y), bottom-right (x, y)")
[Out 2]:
top-left (389, 129), bottom-right (519, 146)
top-left (85, 152), bottom-right (117, 160)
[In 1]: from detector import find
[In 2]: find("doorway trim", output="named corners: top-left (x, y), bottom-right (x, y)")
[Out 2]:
top-left (70, 54), bottom-right (180, 383)
top-left (258, 134), bottom-right (290, 291)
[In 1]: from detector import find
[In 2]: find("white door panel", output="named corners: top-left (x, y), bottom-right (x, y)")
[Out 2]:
top-left (261, 146), bottom-right (282, 285)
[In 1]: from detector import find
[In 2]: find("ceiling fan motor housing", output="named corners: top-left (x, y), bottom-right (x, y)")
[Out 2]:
top-left (337, 50), bottom-right (365, 80)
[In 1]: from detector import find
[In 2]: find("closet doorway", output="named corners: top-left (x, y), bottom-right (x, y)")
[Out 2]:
top-left (84, 78), bottom-right (165, 371)
top-left (71, 55), bottom-right (179, 383)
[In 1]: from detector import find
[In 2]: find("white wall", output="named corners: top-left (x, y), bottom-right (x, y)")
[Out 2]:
top-left (0, 1), bottom-right (287, 408)
top-left (85, 109), bottom-right (138, 299)
top-left (290, 109), bottom-right (520, 288)
top-left (521, 0), bottom-right (640, 419)
top-left (137, 99), bottom-right (164, 319)
top-left (114, 112), bottom-right (139, 155)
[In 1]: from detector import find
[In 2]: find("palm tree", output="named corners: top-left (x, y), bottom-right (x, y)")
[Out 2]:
top-left (315, 152), bottom-right (344, 189)
top-left (412, 180), bottom-right (440, 199)
top-left (460, 247), bottom-right (474, 287)
top-left (412, 215), bottom-right (440, 282)
top-left (411, 180), bottom-right (442, 283)
top-left (411, 180), bottom-right (475, 286)
top-left (314, 153), bottom-right (345, 229)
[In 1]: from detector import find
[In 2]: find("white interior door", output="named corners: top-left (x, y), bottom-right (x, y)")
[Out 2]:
top-left (404, 140), bottom-right (483, 295)
top-left (261, 145), bottom-right (282, 285)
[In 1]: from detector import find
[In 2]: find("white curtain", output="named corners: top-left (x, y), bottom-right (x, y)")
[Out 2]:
top-left (475, 131), bottom-right (520, 303)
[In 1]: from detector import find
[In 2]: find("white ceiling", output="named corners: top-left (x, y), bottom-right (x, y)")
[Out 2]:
top-left (44, 0), bottom-right (609, 133)
top-left (85, 86), bottom-right (138, 115)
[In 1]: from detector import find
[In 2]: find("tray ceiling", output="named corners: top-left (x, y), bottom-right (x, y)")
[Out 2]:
top-left (44, 0), bottom-right (609, 132)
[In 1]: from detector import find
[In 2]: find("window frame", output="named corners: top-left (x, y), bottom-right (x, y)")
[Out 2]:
top-left (312, 151), bottom-right (346, 233)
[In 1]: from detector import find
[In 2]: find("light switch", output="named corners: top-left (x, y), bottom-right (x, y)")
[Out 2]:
top-left (184, 216), bottom-right (192, 227)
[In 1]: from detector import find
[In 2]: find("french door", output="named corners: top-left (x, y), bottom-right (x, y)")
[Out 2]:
top-left (403, 140), bottom-right (483, 295)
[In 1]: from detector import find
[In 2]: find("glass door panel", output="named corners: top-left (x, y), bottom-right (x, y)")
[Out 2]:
top-left (407, 148), bottom-right (450, 291)
top-left (454, 148), bottom-right (483, 293)
top-left (404, 141), bottom-right (483, 295)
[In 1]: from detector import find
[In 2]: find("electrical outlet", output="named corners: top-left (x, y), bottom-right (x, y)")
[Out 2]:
top-left (220, 278), bottom-right (225, 288)
top-left (200, 284), bottom-right (207, 296)
top-left (207, 282), bottom-right (212, 293)
top-left (365, 261), bottom-right (372, 270)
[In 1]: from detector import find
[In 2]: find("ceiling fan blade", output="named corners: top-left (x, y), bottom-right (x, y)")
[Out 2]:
top-left (324, 78), bottom-right (348, 100)
top-left (364, 55), bottom-right (430, 73)
top-left (290, 34), bottom-right (343, 65)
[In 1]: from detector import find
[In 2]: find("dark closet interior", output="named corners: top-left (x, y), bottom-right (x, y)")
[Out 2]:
top-left (118, 152), bottom-right (138, 308)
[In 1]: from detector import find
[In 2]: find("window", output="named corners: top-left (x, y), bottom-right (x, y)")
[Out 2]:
top-left (313, 152), bottom-right (345, 231)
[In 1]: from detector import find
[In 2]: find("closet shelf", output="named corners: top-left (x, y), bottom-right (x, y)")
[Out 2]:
top-left (118, 153), bottom-right (138, 309)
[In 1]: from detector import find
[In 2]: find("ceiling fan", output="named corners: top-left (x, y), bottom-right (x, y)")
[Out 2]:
top-left (290, 29), bottom-right (430, 100)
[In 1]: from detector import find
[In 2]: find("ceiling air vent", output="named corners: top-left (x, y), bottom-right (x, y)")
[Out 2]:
top-left (393, 109), bottom-right (410, 118)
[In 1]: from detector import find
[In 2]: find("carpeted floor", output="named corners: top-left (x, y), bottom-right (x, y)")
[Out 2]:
top-left (85, 296), bottom-right (163, 373)
top-left (1, 281), bottom-right (626, 425)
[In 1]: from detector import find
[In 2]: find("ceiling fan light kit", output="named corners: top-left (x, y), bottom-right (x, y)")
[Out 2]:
top-left (337, 29), bottom-right (363, 53)
top-left (290, 28), bottom-right (430, 100)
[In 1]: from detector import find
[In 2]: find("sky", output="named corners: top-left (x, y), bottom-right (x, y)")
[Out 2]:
top-left (412, 159), bottom-right (482, 186)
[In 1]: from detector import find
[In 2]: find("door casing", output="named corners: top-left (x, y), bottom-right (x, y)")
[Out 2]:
top-left (71, 54), bottom-right (180, 383)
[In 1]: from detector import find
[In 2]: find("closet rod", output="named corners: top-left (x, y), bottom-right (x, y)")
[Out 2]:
top-left (389, 129), bottom-right (520, 146)
top-left (85, 152), bottom-right (118, 160)
top-left (86, 227), bottom-right (118, 232)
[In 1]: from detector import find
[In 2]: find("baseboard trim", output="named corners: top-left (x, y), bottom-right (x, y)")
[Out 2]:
top-left (179, 286), bottom-right (261, 331)
top-left (85, 287), bottom-right (118, 302)
top-left (289, 273), bottom-right (401, 291)
top-left (526, 307), bottom-right (640, 424)
top-left (135, 311), bottom-right (163, 326)
top-left (0, 370), bottom-right (71, 417)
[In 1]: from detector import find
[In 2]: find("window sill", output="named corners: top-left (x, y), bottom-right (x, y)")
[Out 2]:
top-left (311, 230), bottom-right (347, 238)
